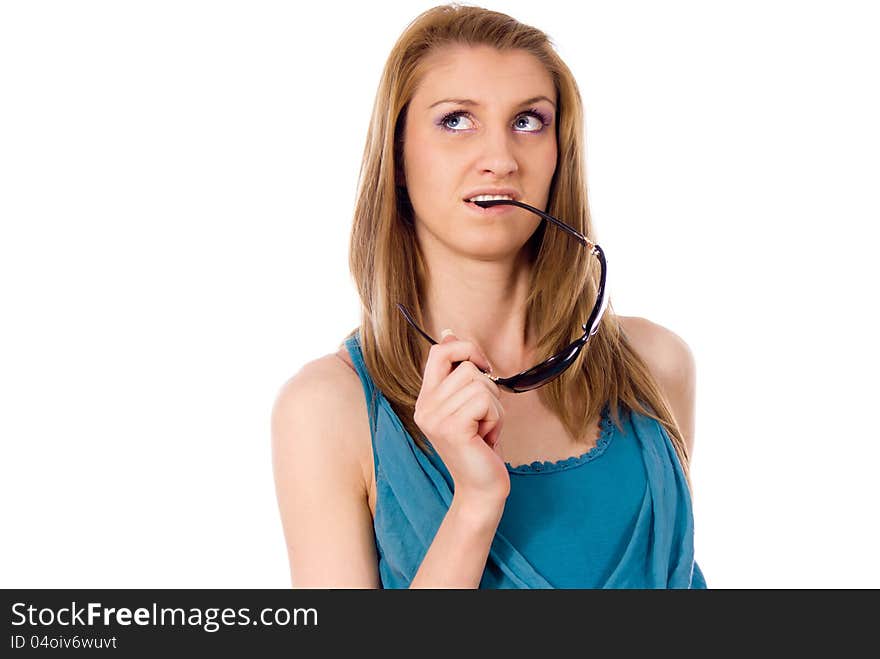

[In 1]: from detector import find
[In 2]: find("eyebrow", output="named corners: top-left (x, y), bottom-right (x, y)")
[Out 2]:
top-left (428, 95), bottom-right (556, 110)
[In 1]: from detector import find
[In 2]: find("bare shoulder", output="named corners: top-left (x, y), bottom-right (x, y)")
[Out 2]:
top-left (270, 345), bottom-right (380, 587)
top-left (271, 346), bottom-right (372, 495)
top-left (273, 346), bottom-right (362, 414)
top-left (618, 315), bottom-right (697, 455)
top-left (618, 315), bottom-right (695, 381)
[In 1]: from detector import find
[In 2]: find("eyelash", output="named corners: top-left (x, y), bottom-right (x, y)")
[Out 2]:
top-left (437, 107), bottom-right (552, 134)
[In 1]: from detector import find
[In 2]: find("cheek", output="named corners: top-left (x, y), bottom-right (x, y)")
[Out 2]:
top-left (536, 144), bottom-right (558, 188)
top-left (405, 137), bottom-right (457, 197)
top-left (411, 147), bottom-right (445, 179)
top-left (544, 140), bottom-right (558, 172)
top-left (404, 138), bottom-right (433, 183)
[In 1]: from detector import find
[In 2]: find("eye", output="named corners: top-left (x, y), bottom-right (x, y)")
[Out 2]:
top-left (439, 111), bottom-right (474, 131)
top-left (513, 112), bottom-right (546, 132)
top-left (438, 108), bottom-right (551, 134)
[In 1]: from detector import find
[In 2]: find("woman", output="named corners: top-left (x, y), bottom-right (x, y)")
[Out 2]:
top-left (271, 3), bottom-right (706, 588)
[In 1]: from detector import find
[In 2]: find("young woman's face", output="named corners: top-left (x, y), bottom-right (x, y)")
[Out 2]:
top-left (401, 45), bottom-right (558, 260)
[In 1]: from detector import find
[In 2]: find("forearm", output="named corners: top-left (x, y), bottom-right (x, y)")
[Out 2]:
top-left (409, 495), bottom-right (504, 589)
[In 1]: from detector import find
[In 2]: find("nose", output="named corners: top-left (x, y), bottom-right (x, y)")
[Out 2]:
top-left (474, 124), bottom-right (519, 177)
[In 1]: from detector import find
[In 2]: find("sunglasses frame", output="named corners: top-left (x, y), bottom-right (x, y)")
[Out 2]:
top-left (397, 198), bottom-right (608, 393)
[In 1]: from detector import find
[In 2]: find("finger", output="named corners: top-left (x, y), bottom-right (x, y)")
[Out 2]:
top-left (443, 330), bottom-right (493, 378)
top-left (443, 330), bottom-right (493, 375)
top-left (415, 362), bottom-right (498, 433)
top-left (431, 378), bottom-right (495, 429)
top-left (451, 392), bottom-right (502, 446)
top-left (418, 380), bottom-right (492, 445)
top-left (427, 360), bottom-right (498, 411)
top-left (479, 398), bottom-right (504, 446)
top-left (421, 329), bottom-right (493, 392)
top-left (483, 418), bottom-right (502, 449)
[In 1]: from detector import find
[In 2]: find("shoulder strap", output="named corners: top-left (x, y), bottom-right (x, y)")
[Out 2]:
top-left (343, 330), bottom-right (380, 482)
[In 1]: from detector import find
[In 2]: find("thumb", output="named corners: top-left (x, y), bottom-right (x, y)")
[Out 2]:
top-left (440, 328), bottom-right (493, 374)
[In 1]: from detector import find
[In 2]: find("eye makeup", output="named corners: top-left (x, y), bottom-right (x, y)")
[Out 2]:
top-left (436, 107), bottom-right (553, 134)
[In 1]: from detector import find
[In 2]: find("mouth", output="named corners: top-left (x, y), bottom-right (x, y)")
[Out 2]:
top-left (463, 199), bottom-right (518, 215)
top-left (462, 195), bottom-right (520, 215)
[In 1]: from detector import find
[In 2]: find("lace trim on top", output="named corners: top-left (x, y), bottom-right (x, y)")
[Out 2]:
top-left (505, 403), bottom-right (614, 474)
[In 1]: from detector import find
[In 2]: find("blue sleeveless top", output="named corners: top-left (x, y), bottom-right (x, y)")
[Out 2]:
top-left (344, 331), bottom-right (706, 589)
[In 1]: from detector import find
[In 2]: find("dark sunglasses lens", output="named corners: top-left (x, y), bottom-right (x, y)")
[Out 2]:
top-left (510, 365), bottom-right (568, 391)
top-left (507, 338), bottom-right (585, 391)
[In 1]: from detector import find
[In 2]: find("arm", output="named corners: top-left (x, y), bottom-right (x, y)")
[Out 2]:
top-left (409, 495), bottom-right (504, 589)
top-left (270, 359), bottom-right (381, 588)
top-left (272, 355), bottom-right (504, 589)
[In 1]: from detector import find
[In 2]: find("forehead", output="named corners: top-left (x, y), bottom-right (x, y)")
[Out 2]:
top-left (413, 45), bottom-right (555, 108)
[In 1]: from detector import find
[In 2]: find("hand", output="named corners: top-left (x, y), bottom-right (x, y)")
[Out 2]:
top-left (413, 329), bottom-right (510, 508)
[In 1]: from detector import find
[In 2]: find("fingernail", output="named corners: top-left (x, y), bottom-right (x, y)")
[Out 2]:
top-left (440, 328), bottom-right (454, 340)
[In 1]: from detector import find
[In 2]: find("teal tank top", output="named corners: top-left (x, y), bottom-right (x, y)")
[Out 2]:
top-left (344, 330), bottom-right (706, 589)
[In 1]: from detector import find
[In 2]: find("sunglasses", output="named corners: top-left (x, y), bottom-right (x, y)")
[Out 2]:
top-left (397, 197), bottom-right (608, 393)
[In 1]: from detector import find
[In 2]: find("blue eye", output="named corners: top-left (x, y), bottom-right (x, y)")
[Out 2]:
top-left (440, 112), bottom-right (473, 131)
top-left (439, 108), bottom-right (551, 134)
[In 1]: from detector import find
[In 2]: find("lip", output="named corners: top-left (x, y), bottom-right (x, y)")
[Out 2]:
top-left (462, 188), bottom-right (521, 202)
top-left (463, 198), bottom-right (518, 216)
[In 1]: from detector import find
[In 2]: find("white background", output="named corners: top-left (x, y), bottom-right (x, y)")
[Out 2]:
top-left (1, 0), bottom-right (877, 588)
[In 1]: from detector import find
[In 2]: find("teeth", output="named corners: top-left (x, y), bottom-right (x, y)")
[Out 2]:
top-left (468, 194), bottom-right (514, 202)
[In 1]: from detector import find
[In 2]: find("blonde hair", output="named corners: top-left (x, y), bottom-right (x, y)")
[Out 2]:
top-left (343, 2), bottom-right (693, 492)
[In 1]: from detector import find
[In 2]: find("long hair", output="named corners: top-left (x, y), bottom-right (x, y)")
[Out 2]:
top-left (343, 2), bottom-right (693, 492)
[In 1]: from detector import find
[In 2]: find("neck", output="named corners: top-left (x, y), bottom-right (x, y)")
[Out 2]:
top-left (420, 246), bottom-right (538, 379)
